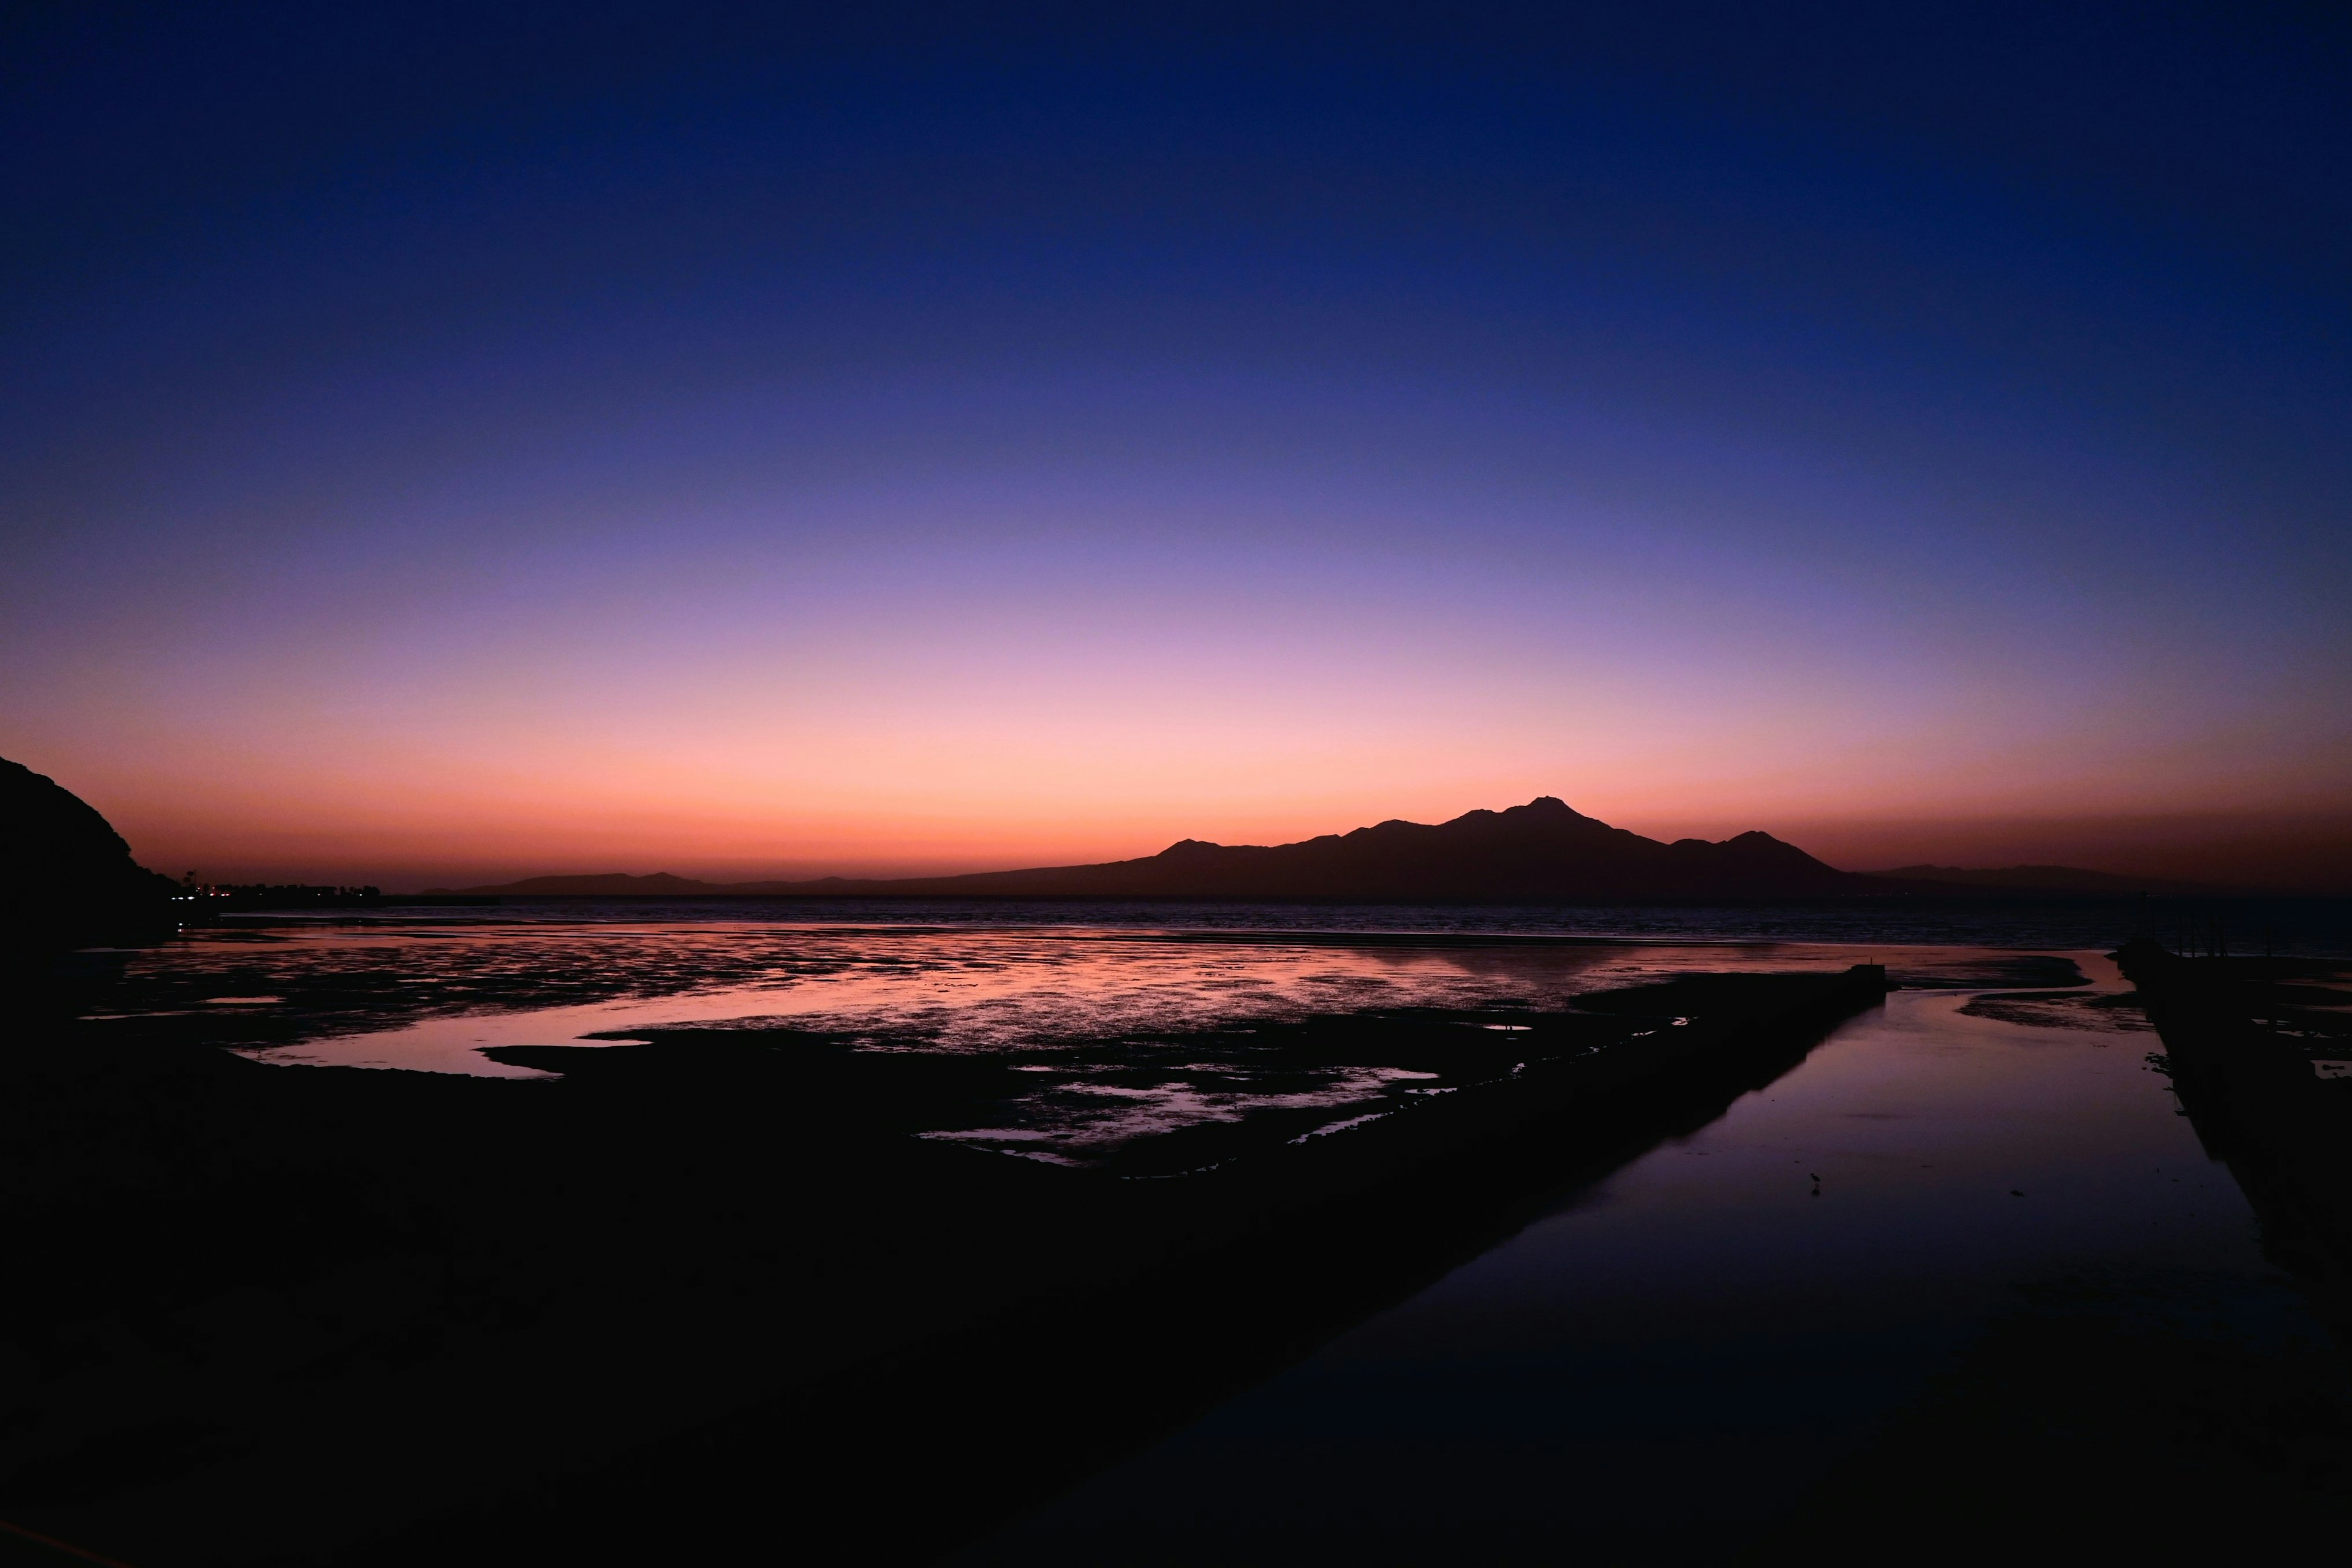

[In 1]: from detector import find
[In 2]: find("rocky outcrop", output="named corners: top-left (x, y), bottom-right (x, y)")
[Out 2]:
top-left (0, 757), bottom-right (179, 949)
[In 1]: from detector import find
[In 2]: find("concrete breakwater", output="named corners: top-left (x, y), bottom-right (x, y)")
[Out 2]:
top-left (4, 963), bottom-right (1883, 1567)
top-left (2117, 937), bottom-right (2352, 1332)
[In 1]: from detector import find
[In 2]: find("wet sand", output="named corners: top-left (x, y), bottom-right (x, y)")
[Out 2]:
top-left (75, 919), bottom-right (2076, 1163)
top-left (13, 919), bottom-right (2346, 1564)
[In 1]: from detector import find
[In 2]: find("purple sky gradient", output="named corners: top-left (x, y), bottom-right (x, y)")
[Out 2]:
top-left (4, 6), bottom-right (2347, 886)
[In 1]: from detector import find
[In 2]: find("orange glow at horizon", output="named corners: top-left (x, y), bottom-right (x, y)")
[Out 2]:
top-left (50, 710), bottom-right (2352, 891)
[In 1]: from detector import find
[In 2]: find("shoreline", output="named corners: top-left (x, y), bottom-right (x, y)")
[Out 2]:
top-left (342, 968), bottom-right (1889, 1565)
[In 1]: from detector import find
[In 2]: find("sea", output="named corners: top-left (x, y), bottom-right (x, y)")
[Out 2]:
top-left (69, 894), bottom-right (2352, 1559)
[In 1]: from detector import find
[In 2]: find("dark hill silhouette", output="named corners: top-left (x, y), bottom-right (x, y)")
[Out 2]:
top-left (2, 755), bottom-right (179, 948)
top-left (439, 798), bottom-right (1877, 901)
top-left (432, 872), bottom-right (729, 897)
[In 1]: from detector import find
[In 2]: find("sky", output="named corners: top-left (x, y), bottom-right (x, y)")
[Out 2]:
top-left (4, 3), bottom-right (2349, 889)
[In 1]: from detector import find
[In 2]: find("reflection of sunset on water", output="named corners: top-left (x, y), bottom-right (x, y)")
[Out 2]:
top-left (98, 920), bottom-right (2079, 1072)
top-left (80, 917), bottom-right (2111, 1164)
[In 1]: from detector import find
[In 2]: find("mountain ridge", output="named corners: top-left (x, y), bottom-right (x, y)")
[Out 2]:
top-left (426, 797), bottom-right (1891, 900)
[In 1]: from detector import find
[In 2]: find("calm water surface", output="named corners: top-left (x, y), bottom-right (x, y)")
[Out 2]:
top-left (963, 951), bottom-right (2324, 1564)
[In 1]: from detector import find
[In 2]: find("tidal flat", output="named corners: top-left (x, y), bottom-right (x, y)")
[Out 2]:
top-left (6, 906), bottom-right (2350, 1564)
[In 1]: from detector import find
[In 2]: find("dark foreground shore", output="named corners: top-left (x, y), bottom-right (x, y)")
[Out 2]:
top-left (2119, 940), bottom-right (2352, 1329)
top-left (2, 963), bottom-right (1882, 1565)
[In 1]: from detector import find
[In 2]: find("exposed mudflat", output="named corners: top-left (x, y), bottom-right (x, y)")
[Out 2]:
top-left (6, 923), bottom-right (1888, 1566)
top-left (12, 911), bottom-right (2348, 1565)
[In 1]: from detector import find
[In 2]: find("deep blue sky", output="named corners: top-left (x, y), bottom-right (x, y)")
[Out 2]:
top-left (4, 3), bottom-right (2348, 884)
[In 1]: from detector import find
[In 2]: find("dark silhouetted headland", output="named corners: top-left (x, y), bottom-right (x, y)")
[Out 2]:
top-left (0, 755), bottom-right (178, 951)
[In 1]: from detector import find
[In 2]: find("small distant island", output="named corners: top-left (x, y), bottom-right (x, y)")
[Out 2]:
top-left (429, 796), bottom-right (2208, 902)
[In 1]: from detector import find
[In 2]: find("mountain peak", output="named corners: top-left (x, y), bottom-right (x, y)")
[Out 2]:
top-left (442, 797), bottom-right (1865, 902)
top-left (1501, 796), bottom-right (1592, 822)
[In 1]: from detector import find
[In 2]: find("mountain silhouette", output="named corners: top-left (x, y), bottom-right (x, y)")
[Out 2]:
top-left (438, 872), bottom-right (723, 897)
top-left (438, 798), bottom-right (1874, 900)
